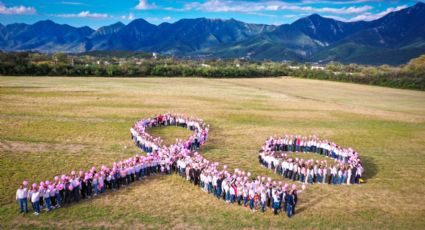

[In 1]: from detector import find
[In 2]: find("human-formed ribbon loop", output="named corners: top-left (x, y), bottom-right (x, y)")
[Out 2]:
top-left (19, 113), bottom-right (363, 217)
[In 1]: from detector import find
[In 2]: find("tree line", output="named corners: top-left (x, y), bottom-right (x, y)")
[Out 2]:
top-left (0, 52), bottom-right (424, 90)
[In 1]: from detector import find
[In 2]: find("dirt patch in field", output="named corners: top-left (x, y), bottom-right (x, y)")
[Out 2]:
top-left (0, 140), bottom-right (86, 154)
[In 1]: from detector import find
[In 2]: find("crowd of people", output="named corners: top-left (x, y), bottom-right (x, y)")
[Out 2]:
top-left (16, 154), bottom-right (165, 215)
top-left (259, 136), bottom-right (364, 185)
top-left (16, 113), bottom-right (362, 218)
top-left (131, 114), bottom-right (302, 217)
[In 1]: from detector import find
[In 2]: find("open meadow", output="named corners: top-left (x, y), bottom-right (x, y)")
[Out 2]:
top-left (1, 76), bottom-right (425, 229)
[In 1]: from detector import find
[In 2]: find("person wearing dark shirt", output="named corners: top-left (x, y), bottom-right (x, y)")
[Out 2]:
top-left (285, 190), bottom-right (295, 218)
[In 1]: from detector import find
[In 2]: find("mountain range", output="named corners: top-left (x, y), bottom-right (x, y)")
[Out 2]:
top-left (1, 2), bottom-right (425, 65)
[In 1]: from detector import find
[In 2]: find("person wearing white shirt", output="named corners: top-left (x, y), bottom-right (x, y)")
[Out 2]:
top-left (347, 166), bottom-right (352, 185)
top-left (260, 189), bottom-right (267, 212)
top-left (331, 166), bottom-right (338, 184)
top-left (31, 189), bottom-right (41, 215)
top-left (272, 190), bottom-right (280, 215)
top-left (355, 165), bottom-right (363, 184)
top-left (282, 161), bottom-right (287, 177)
top-left (292, 163), bottom-right (298, 181)
top-left (43, 187), bottom-right (52, 211)
top-left (272, 158), bottom-right (279, 172)
top-left (337, 169), bottom-right (343, 184)
top-left (229, 184), bottom-right (236, 203)
top-left (212, 175), bottom-right (217, 192)
top-left (323, 166), bottom-right (328, 184)
top-left (309, 167), bottom-right (315, 184)
top-left (248, 188), bottom-right (255, 210)
top-left (71, 177), bottom-right (81, 202)
top-left (306, 168), bottom-right (311, 184)
top-left (236, 183), bottom-right (243, 205)
top-left (288, 162), bottom-right (294, 179)
top-left (317, 167), bottom-right (323, 184)
top-left (16, 185), bottom-right (28, 213)
top-left (180, 161), bottom-right (186, 176)
top-left (207, 174), bottom-right (213, 194)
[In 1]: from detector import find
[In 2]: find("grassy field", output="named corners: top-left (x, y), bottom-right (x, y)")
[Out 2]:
top-left (0, 76), bottom-right (424, 229)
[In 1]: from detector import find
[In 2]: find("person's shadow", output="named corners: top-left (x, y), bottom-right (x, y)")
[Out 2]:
top-left (361, 155), bottom-right (378, 182)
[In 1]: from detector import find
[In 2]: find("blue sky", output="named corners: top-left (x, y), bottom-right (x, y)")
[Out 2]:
top-left (0, 0), bottom-right (422, 28)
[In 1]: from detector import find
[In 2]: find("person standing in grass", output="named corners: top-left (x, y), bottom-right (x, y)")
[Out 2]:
top-left (323, 165), bottom-right (329, 184)
top-left (355, 165), bottom-right (363, 184)
top-left (64, 178), bottom-right (72, 204)
top-left (331, 165), bottom-right (338, 184)
top-left (216, 175), bottom-right (223, 199)
top-left (347, 166), bottom-right (352, 185)
top-left (249, 187), bottom-right (255, 211)
top-left (55, 184), bottom-right (62, 208)
top-left (49, 185), bottom-right (56, 208)
top-left (30, 186), bottom-right (41, 216)
top-left (337, 168), bottom-right (343, 185)
top-left (292, 186), bottom-right (298, 215)
top-left (342, 168), bottom-right (347, 184)
top-left (272, 190), bottom-right (280, 215)
top-left (237, 182), bottom-right (243, 205)
top-left (300, 164), bottom-right (306, 183)
top-left (260, 189), bottom-right (267, 212)
top-left (92, 174), bottom-right (99, 195)
top-left (243, 184), bottom-right (249, 206)
top-left (285, 190), bottom-right (295, 218)
top-left (42, 183), bottom-right (52, 211)
top-left (253, 192), bottom-right (260, 211)
top-left (317, 166), bottom-right (323, 184)
top-left (16, 182), bottom-right (28, 214)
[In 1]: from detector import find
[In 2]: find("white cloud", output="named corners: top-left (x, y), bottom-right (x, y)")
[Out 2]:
top-left (56, 11), bottom-right (110, 18)
top-left (162, 6), bottom-right (186, 12)
top-left (301, 0), bottom-right (380, 4)
top-left (322, 4), bottom-right (408, 22)
top-left (60, 1), bottom-right (86, 6)
top-left (245, 12), bottom-right (278, 18)
top-left (184, 0), bottom-right (372, 15)
top-left (349, 5), bottom-right (407, 21)
top-left (145, 16), bottom-right (173, 24)
top-left (162, 16), bottom-right (172, 21)
top-left (121, 13), bottom-right (135, 20)
top-left (283, 14), bottom-right (298, 18)
top-left (135, 0), bottom-right (156, 10)
top-left (0, 2), bottom-right (36, 15)
top-left (321, 15), bottom-right (348, 21)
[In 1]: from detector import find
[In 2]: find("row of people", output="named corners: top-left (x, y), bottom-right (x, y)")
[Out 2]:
top-left (17, 156), bottom-right (164, 215)
top-left (262, 135), bottom-right (362, 164)
top-left (175, 157), bottom-right (302, 217)
top-left (259, 154), bottom-right (363, 185)
top-left (259, 135), bottom-right (364, 185)
top-left (17, 113), bottom-right (208, 215)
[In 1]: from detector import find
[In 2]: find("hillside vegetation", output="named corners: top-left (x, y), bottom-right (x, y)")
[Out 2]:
top-left (1, 52), bottom-right (424, 90)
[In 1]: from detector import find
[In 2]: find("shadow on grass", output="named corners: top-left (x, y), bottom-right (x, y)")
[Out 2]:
top-left (295, 193), bottom-right (328, 215)
top-left (362, 155), bottom-right (378, 182)
top-left (200, 144), bottom-right (219, 153)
